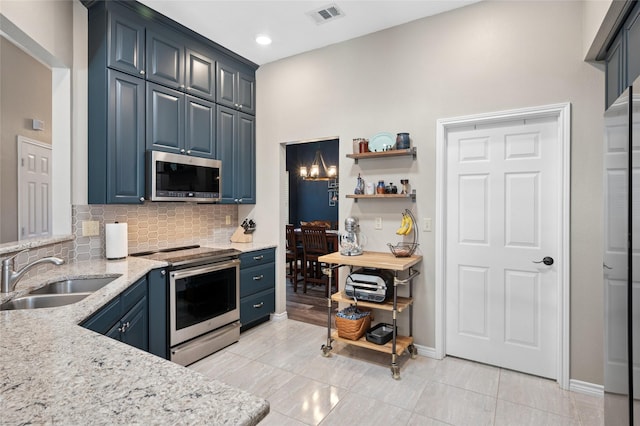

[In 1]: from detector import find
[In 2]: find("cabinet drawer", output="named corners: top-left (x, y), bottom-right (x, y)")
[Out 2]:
top-left (240, 263), bottom-right (275, 298)
top-left (240, 248), bottom-right (275, 268)
top-left (240, 289), bottom-right (274, 327)
top-left (121, 277), bottom-right (147, 313)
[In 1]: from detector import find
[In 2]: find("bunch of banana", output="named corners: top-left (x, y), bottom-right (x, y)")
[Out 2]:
top-left (396, 212), bottom-right (414, 235)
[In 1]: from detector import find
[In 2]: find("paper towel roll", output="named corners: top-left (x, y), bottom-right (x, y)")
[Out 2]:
top-left (105, 222), bottom-right (128, 259)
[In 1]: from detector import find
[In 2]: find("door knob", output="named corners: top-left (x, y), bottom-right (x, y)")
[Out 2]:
top-left (533, 256), bottom-right (554, 266)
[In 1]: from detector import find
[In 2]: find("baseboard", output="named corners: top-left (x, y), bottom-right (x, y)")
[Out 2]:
top-left (270, 311), bottom-right (288, 322)
top-left (569, 379), bottom-right (604, 397)
top-left (414, 343), bottom-right (440, 359)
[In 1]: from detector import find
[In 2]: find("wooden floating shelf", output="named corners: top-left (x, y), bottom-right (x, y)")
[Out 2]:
top-left (331, 291), bottom-right (413, 313)
top-left (346, 147), bottom-right (417, 163)
top-left (346, 193), bottom-right (416, 202)
top-left (331, 330), bottom-right (413, 355)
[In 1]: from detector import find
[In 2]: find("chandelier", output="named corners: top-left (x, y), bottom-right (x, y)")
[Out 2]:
top-left (299, 150), bottom-right (337, 181)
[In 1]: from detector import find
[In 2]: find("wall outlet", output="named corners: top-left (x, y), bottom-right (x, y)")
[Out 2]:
top-left (225, 215), bottom-right (231, 225)
top-left (374, 217), bottom-right (383, 230)
top-left (82, 220), bottom-right (99, 237)
top-left (423, 218), bottom-right (432, 232)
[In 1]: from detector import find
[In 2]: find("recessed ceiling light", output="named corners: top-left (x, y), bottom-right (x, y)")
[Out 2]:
top-left (255, 35), bottom-right (272, 46)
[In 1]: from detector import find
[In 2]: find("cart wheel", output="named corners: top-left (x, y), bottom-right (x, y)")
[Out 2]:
top-left (409, 344), bottom-right (418, 359)
top-left (321, 344), bottom-right (332, 357)
top-left (391, 365), bottom-right (400, 380)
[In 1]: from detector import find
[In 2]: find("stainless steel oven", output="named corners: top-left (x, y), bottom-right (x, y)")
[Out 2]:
top-left (168, 258), bottom-right (240, 365)
top-left (131, 246), bottom-right (241, 366)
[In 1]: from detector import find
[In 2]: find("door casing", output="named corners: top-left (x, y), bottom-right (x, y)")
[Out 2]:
top-left (435, 103), bottom-right (571, 389)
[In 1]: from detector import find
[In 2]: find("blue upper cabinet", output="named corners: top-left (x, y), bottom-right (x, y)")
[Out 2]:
top-left (108, 12), bottom-right (145, 77)
top-left (146, 27), bottom-right (184, 89)
top-left (216, 105), bottom-right (255, 204)
top-left (87, 0), bottom-right (257, 204)
top-left (217, 58), bottom-right (255, 115)
top-left (186, 48), bottom-right (216, 102)
top-left (147, 82), bottom-right (185, 154)
top-left (146, 82), bottom-right (216, 158)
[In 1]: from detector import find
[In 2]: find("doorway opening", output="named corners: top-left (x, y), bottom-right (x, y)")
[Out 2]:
top-left (285, 137), bottom-right (339, 326)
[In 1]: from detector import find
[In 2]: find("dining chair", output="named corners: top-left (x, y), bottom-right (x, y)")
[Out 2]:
top-left (300, 225), bottom-right (332, 296)
top-left (285, 224), bottom-right (303, 291)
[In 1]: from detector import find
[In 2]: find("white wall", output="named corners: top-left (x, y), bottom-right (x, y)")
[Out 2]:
top-left (255, 0), bottom-right (605, 385)
top-left (0, 0), bottom-right (87, 237)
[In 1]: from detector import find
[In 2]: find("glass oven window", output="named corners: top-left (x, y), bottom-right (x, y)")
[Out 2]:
top-left (174, 266), bottom-right (236, 331)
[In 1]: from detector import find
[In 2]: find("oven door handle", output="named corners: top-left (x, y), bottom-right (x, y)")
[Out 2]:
top-left (170, 258), bottom-right (241, 280)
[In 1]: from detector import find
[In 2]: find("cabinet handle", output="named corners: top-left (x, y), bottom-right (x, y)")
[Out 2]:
top-left (253, 255), bottom-right (264, 261)
top-left (238, 198), bottom-right (243, 203)
top-left (118, 321), bottom-right (130, 333)
top-left (140, 70), bottom-right (145, 75)
top-left (160, 270), bottom-right (166, 276)
top-left (234, 198), bottom-right (239, 203)
top-left (252, 302), bottom-right (264, 309)
top-left (139, 197), bottom-right (145, 203)
top-left (186, 150), bottom-right (192, 155)
top-left (180, 149), bottom-right (186, 154)
top-left (253, 274), bottom-right (264, 281)
top-left (234, 103), bottom-right (239, 108)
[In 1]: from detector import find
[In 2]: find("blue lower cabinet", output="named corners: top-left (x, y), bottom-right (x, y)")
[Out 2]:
top-left (240, 289), bottom-right (275, 330)
top-left (81, 268), bottom-right (168, 358)
top-left (240, 248), bottom-right (275, 331)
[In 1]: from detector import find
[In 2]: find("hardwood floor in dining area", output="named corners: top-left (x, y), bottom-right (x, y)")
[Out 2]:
top-left (285, 275), bottom-right (337, 328)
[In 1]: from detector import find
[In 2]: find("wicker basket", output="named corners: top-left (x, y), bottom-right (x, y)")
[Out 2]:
top-left (335, 311), bottom-right (371, 340)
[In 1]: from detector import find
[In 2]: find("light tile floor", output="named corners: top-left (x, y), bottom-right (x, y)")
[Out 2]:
top-left (189, 320), bottom-right (604, 426)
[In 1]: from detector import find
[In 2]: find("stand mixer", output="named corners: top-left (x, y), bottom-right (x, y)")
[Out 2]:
top-left (340, 217), bottom-right (365, 256)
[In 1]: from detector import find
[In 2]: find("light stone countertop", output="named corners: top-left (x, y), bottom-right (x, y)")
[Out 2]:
top-left (0, 254), bottom-right (271, 424)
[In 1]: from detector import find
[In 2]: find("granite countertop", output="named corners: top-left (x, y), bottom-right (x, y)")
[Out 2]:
top-left (0, 254), bottom-right (271, 424)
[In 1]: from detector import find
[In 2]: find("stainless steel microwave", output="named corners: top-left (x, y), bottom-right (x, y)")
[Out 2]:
top-left (147, 151), bottom-right (221, 202)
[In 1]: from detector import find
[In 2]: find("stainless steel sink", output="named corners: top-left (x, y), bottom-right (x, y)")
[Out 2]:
top-left (0, 293), bottom-right (91, 310)
top-left (28, 276), bottom-right (118, 295)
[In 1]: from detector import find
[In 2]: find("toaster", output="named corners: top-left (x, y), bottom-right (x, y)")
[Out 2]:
top-left (345, 268), bottom-right (394, 303)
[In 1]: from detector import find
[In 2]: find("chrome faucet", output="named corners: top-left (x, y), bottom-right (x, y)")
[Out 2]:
top-left (1, 249), bottom-right (65, 293)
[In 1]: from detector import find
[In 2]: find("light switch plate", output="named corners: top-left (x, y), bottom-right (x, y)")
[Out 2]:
top-left (423, 218), bottom-right (432, 232)
top-left (374, 217), bottom-right (383, 230)
top-left (225, 215), bottom-right (231, 225)
top-left (82, 221), bottom-right (99, 237)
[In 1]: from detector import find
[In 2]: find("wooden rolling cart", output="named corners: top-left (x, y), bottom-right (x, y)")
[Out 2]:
top-left (318, 251), bottom-right (422, 379)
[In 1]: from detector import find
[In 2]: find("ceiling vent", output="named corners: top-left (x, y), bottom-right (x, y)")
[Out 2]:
top-left (307, 4), bottom-right (345, 25)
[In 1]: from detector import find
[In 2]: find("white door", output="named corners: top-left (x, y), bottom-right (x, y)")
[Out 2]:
top-left (17, 136), bottom-right (52, 240)
top-left (445, 117), bottom-right (560, 379)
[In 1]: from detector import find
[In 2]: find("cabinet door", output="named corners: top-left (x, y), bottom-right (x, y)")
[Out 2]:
top-left (108, 70), bottom-right (145, 204)
top-left (216, 61), bottom-right (237, 108)
top-left (186, 48), bottom-right (215, 101)
top-left (146, 28), bottom-right (184, 89)
top-left (121, 296), bottom-right (149, 351)
top-left (186, 95), bottom-right (216, 158)
top-left (236, 112), bottom-right (256, 204)
top-left (216, 106), bottom-right (256, 204)
top-left (627, 7), bottom-right (640, 87)
top-left (216, 105), bottom-right (237, 203)
top-left (147, 82), bottom-right (184, 154)
top-left (237, 70), bottom-right (255, 115)
top-left (147, 268), bottom-right (168, 359)
top-left (81, 297), bottom-right (121, 334)
top-left (108, 12), bottom-right (145, 77)
top-left (606, 35), bottom-right (625, 110)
